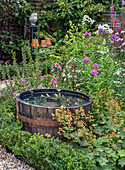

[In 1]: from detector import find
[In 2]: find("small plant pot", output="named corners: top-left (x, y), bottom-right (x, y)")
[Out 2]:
top-left (31, 39), bottom-right (39, 47)
top-left (45, 38), bottom-right (52, 46)
top-left (40, 40), bottom-right (47, 47)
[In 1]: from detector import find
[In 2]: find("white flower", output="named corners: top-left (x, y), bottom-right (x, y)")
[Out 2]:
top-left (121, 30), bottom-right (125, 34)
top-left (62, 73), bottom-right (66, 77)
top-left (114, 81), bottom-right (121, 84)
top-left (76, 70), bottom-right (81, 73)
top-left (97, 24), bottom-right (113, 34)
top-left (114, 70), bottom-right (121, 75)
top-left (97, 51), bottom-right (106, 54)
top-left (82, 15), bottom-right (95, 25)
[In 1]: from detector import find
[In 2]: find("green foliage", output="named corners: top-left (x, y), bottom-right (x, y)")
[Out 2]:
top-left (52, 91), bottom-right (125, 169)
top-left (0, 0), bottom-right (33, 25)
top-left (0, 31), bottom-right (23, 54)
top-left (38, 0), bottom-right (106, 40)
top-left (0, 6), bottom-right (124, 169)
top-left (0, 105), bottom-right (95, 169)
top-left (0, 0), bottom-right (33, 55)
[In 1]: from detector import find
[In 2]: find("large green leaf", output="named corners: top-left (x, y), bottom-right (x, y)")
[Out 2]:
top-left (118, 157), bottom-right (125, 167)
top-left (118, 150), bottom-right (125, 157)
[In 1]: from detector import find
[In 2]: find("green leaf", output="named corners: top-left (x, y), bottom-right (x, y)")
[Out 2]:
top-left (96, 157), bottom-right (109, 166)
top-left (118, 150), bottom-right (125, 157)
top-left (118, 157), bottom-right (125, 167)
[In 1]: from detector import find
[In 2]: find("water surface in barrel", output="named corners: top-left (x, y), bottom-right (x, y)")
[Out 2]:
top-left (23, 92), bottom-right (88, 107)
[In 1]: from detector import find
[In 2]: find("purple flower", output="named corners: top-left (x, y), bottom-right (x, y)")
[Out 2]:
top-left (0, 93), bottom-right (1, 97)
top-left (93, 63), bottom-right (99, 68)
top-left (91, 69), bottom-right (98, 76)
top-left (83, 57), bottom-right (91, 62)
top-left (111, 34), bottom-right (117, 41)
top-left (122, 39), bottom-right (125, 43)
top-left (111, 6), bottom-right (114, 14)
top-left (98, 29), bottom-right (107, 34)
top-left (114, 18), bottom-right (117, 25)
top-left (103, 30), bottom-right (107, 33)
top-left (84, 32), bottom-right (91, 37)
top-left (98, 29), bottom-right (103, 34)
top-left (117, 27), bottom-right (121, 35)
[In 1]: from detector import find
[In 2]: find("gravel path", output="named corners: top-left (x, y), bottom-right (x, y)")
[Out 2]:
top-left (0, 145), bottom-right (36, 170)
top-left (0, 81), bottom-right (8, 90)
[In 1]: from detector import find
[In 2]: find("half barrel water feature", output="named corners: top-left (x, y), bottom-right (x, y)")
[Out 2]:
top-left (16, 89), bottom-right (92, 138)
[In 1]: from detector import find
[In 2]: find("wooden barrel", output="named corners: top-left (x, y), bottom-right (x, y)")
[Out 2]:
top-left (16, 89), bottom-right (92, 138)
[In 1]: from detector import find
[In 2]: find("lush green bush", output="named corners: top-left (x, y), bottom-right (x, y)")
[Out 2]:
top-left (0, 104), bottom-right (95, 169)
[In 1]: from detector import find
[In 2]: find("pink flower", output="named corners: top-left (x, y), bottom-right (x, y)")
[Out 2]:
top-left (13, 92), bottom-right (16, 95)
top-left (114, 18), bottom-right (117, 25)
top-left (49, 82), bottom-right (52, 85)
top-left (54, 63), bottom-right (58, 67)
top-left (84, 32), bottom-right (91, 37)
top-left (93, 63), bottom-right (99, 68)
top-left (22, 79), bottom-right (25, 83)
top-left (57, 65), bottom-right (60, 69)
top-left (59, 67), bottom-right (62, 71)
top-left (41, 76), bottom-right (43, 79)
top-left (91, 69), bottom-right (98, 76)
top-left (55, 76), bottom-right (59, 80)
top-left (0, 93), bottom-right (1, 97)
top-left (111, 6), bottom-right (114, 14)
top-left (39, 70), bottom-right (41, 73)
top-left (51, 66), bottom-right (54, 72)
top-left (57, 64), bottom-right (62, 71)
top-left (53, 81), bottom-right (57, 85)
top-left (111, 14), bottom-right (114, 18)
top-left (83, 57), bottom-right (91, 62)
top-left (33, 74), bottom-right (36, 77)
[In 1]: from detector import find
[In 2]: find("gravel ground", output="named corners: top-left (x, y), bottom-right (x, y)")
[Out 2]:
top-left (0, 145), bottom-right (36, 170)
top-left (0, 80), bottom-right (8, 90)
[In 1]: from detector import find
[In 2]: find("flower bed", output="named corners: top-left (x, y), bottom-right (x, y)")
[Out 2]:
top-left (0, 5), bottom-right (125, 169)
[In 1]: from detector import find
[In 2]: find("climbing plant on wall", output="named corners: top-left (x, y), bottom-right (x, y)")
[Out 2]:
top-left (0, 0), bottom-right (34, 55)
top-left (37, 0), bottom-right (121, 41)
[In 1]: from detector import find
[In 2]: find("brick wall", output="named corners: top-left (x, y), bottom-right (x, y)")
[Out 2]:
top-left (30, 0), bottom-right (45, 11)
top-left (0, 19), bottom-right (23, 64)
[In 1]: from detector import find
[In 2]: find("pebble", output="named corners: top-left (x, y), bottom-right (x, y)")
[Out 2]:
top-left (0, 145), bottom-right (36, 170)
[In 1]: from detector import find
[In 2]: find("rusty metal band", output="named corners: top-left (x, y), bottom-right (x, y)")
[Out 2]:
top-left (17, 112), bottom-right (61, 127)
